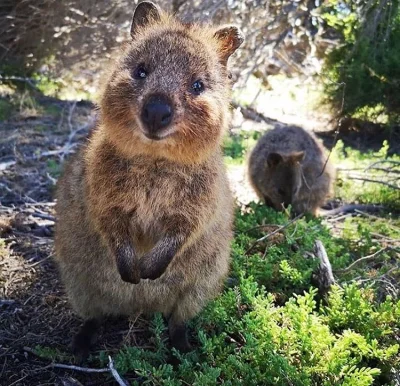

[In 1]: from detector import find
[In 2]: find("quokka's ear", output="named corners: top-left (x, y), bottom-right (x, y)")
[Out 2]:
top-left (214, 26), bottom-right (244, 64)
top-left (131, 1), bottom-right (161, 38)
top-left (290, 151), bottom-right (305, 163)
top-left (267, 152), bottom-right (283, 167)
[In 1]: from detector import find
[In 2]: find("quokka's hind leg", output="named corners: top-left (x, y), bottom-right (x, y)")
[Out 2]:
top-left (168, 318), bottom-right (192, 353)
top-left (166, 287), bottom-right (208, 353)
top-left (263, 195), bottom-right (275, 209)
top-left (167, 281), bottom-right (220, 353)
top-left (72, 318), bottom-right (101, 361)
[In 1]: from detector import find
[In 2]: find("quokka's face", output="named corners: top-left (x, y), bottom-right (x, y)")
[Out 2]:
top-left (100, 2), bottom-right (243, 160)
top-left (265, 151), bottom-right (305, 211)
top-left (121, 32), bottom-right (226, 142)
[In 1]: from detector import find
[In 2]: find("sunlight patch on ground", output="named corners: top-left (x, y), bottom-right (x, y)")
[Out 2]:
top-left (234, 74), bottom-right (332, 132)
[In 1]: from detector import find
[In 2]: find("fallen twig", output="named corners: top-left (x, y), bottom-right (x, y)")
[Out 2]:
top-left (312, 240), bottom-right (335, 296)
top-left (0, 299), bottom-right (16, 306)
top-left (40, 146), bottom-right (78, 157)
top-left (321, 204), bottom-right (384, 217)
top-left (347, 176), bottom-right (399, 190)
top-left (31, 212), bottom-right (56, 222)
top-left (365, 160), bottom-right (400, 170)
top-left (242, 224), bottom-right (280, 233)
top-left (27, 255), bottom-right (53, 268)
top-left (0, 160), bottom-right (16, 171)
top-left (52, 363), bottom-right (109, 373)
top-left (24, 347), bottom-right (130, 383)
top-left (336, 247), bottom-right (397, 273)
top-left (108, 355), bottom-right (129, 386)
top-left (26, 202), bottom-right (56, 207)
top-left (231, 101), bottom-right (279, 125)
top-left (23, 346), bottom-right (109, 373)
top-left (245, 213), bottom-right (303, 254)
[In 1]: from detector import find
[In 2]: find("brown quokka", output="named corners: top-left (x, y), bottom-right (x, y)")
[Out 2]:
top-left (55, 1), bottom-right (243, 357)
top-left (248, 125), bottom-right (335, 216)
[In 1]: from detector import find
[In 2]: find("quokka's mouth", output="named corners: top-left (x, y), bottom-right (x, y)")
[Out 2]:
top-left (141, 128), bottom-right (174, 141)
top-left (142, 127), bottom-right (176, 141)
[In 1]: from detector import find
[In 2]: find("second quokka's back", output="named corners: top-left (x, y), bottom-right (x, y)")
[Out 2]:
top-left (248, 125), bottom-right (335, 215)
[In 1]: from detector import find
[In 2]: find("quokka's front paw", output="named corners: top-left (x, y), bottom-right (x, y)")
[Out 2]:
top-left (119, 268), bottom-right (141, 284)
top-left (140, 266), bottom-right (165, 281)
top-left (139, 253), bottom-right (173, 280)
top-left (116, 245), bottom-right (141, 284)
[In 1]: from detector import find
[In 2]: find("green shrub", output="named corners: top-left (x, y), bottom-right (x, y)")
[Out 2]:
top-left (322, 0), bottom-right (400, 123)
top-left (106, 204), bottom-right (399, 385)
top-left (223, 131), bottom-right (261, 164)
top-left (0, 98), bottom-right (13, 121)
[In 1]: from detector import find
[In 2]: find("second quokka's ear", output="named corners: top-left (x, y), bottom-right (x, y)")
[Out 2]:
top-left (214, 26), bottom-right (244, 64)
top-left (131, 1), bottom-right (161, 38)
top-left (290, 151), bottom-right (305, 163)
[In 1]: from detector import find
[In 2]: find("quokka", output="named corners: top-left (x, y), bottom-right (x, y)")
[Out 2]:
top-left (55, 1), bottom-right (243, 357)
top-left (248, 125), bottom-right (335, 216)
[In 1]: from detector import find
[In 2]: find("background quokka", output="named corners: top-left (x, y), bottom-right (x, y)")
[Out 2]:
top-left (55, 1), bottom-right (243, 358)
top-left (248, 125), bottom-right (335, 216)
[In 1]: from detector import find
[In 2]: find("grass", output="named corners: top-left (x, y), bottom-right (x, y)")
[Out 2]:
top-left (26, 130), bottom-right (400, 385)
top-left (0, 98), bottom-right (14, 121)
top-left (102, 133), bottom-right (398, 385)
top-left (331, 140), bottom-right (400, 209)
top-left (0, 87), bottom-right (63, 122)
top-left (99, 204), bottom-right (399, 386)
top-left (223, 130), bottom-right (262, 165)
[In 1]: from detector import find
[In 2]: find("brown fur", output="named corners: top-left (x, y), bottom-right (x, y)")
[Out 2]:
top-left (248, 125), bottom-right (335, 216)
top-left (54, 2), bottom-right (243, 354)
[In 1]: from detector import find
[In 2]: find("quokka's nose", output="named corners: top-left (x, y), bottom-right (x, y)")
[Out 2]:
top-left (141, 95), bottom-right (173, 136)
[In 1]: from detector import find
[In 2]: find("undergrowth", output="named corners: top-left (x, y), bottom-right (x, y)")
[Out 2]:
top-left (97, 136), bottom-right (399, 385)
top-left (32, 130), bottom-right (399, 385)
top-left (102, 205), bottom-right (399, 386)
top-left (332, 140), bottom-right (400, 209)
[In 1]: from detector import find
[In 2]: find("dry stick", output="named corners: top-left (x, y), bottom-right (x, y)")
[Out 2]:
top-left (313, 240), bottom-right (335, 295)
top-left (0, 299), bottom-right (15, 306)
top-left (26, 202), bottom-right (56, 207)
top-left (27, 255), bottom-right (53, 268)
top-left (322, 204), bottom-right (384, 217)
top-left (245, 213), bottom-right (304, 255)
top-left (366, 160), bottom-right (400, 170)
top-left (346, 176), bottom-right (399, 190)
top-left (242, 224), bottom-right (280, 233)
top-left (108, 356), bottom-right (129, 386)
top-left (51, 363), bottom-right (109, 373)
top-left (336, 246), bottom-right (397, 273)
top-left (23, 346), bottom-right (108, 373)
top-left (24, 347), bottom-right (129, 384)
top-left (368, 167), bottom-right (400, 174)
top-left (231, 101), bottom-right (279, 125)
top-left (31, 212), bottom-right (55, 222)
top-left (41, 146), bottom-right (79, 157)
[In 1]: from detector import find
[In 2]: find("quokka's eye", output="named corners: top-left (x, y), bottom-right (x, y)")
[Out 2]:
top-left (134, 65), bottom-right (148, 79)
top-left (278, 188), bottom-right (285, 196)
top-left (191, 80), bottom-right (204, 95)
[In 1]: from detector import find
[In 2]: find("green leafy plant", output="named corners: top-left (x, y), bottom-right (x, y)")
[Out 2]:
top-left (322, 0), bottom-right (400, 123)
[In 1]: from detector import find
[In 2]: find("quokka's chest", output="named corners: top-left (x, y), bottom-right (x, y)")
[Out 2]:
top-left (125, 160), bottom-right (215, 203)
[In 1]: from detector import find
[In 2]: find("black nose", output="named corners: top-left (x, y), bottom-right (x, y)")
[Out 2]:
top-left (141, 96), bottom-right (173, 134)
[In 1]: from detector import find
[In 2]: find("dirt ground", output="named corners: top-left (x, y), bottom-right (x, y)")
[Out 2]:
top-left (0, 95), bottom-right (398, 385)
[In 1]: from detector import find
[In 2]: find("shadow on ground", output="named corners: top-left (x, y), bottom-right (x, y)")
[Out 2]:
top-left (0, 96), bottom-right (151, 385)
